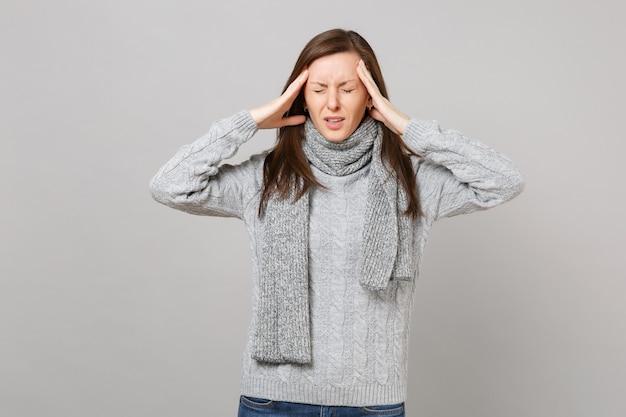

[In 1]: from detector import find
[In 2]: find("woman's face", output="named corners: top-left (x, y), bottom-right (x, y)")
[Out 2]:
top-left (304, 52), bottom-right (371, 142)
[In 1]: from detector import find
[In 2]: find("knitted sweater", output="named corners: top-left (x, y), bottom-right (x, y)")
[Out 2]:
top-left (149, 110), bottom-right (524, 406)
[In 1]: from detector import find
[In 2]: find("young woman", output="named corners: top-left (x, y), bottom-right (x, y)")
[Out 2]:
top-left (150, 28), bottom-right (524, 417)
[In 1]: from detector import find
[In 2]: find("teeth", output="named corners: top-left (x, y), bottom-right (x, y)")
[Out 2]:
top-left (327, 118), bottom-right (342, 123)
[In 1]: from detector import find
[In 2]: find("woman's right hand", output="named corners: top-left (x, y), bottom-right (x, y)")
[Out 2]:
top-left (249, 69), bottom-right (309, 129)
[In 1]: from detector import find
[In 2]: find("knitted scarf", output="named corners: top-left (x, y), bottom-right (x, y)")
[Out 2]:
top-left (252, 117), bottom-right (414, 364)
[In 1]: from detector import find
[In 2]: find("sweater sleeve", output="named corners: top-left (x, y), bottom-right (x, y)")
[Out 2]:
top-left (403, 119), bottom-right (525, 220)
top-left (149, 110), bottom-right (262, 219)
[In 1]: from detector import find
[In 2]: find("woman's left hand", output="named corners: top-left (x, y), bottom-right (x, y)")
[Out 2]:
top-left (357, 60), bottom-right (410, 135)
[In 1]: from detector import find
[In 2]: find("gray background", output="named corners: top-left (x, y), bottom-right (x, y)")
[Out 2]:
top-left (2, 0), bottom-right (624, 416)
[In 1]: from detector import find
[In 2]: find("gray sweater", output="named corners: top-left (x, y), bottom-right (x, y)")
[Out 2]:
top-left (150, 110), bottom-right (524, 406)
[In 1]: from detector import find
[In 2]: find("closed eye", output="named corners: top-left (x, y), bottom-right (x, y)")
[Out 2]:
top-left (342, 89), bottom-right (355, 93)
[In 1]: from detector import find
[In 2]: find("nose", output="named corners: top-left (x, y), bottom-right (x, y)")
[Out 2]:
top-left (326, 90), bottom-right (340, 111)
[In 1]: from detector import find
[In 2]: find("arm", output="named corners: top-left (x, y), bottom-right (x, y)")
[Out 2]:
top-left (149, 111), bottom-right (261, 218)
top-left (149, 69), bottom-right (310, 218)
top-left (404, 120), bottom-right (525, 220)
top-left (357, 59), bottom-right (524, 220)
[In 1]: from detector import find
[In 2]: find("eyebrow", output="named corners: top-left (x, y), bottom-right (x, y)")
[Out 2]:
top-left (309, 79), bottom-right (357, 88)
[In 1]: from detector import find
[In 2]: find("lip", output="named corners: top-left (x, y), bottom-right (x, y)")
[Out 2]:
top-left (324, 116), bottom-right (345, 130)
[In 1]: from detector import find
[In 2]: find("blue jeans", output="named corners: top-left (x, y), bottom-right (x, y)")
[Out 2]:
top-left (238, 396), bottom-right (405, 417)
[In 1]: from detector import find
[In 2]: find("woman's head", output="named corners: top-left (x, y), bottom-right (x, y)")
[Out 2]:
top-left (284, 29), bottom-right (388, 142)
top-left (303, 51), bottom-right (370, 142)
top-left (261, 29), bottom-right (421, 218)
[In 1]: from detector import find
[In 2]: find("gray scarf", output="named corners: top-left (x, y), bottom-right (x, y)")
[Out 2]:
top-left (252, 117), bottom-right (414, 364)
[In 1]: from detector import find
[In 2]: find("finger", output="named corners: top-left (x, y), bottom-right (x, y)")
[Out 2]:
top-left (283, 69), bottom-right (309, 99)
top-left (280, 114), bottom-right (307, 127)
top-left (273, 70), bottom-right (308, 117)
top-left (368, 107), bottom-right (385, 123)
top-left (357, 60), bottom-right (381, 98)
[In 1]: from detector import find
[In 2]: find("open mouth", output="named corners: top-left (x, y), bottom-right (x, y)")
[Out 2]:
top-left (324, 117), bottom-right (345, 128)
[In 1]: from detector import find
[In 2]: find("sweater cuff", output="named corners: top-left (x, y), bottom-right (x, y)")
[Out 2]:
top-left (230, 110), bottom-right (260, 145)
top-left (402, 119), bottom-right (438, 155)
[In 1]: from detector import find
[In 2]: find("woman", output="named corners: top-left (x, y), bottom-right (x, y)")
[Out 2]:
top-left (150, 29), bottom-right (524, 417)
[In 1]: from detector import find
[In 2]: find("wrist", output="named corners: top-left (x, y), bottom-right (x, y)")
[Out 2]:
top-left (248, 107), bottom-right (263, 127)
top-left (396, 116), bottom-right (410, 136)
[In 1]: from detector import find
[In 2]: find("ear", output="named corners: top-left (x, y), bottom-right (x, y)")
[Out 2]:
top-left (367, 96), bottom-right (373, 107)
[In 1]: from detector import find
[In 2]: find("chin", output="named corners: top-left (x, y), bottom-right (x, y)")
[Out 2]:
top-left (311, 118), bottom-right (358, 142)
top-left (320, 125), bottom-right (357, 142)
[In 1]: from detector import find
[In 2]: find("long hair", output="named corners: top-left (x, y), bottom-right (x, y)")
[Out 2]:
top-left (259, 29), bottom-right (421, 217)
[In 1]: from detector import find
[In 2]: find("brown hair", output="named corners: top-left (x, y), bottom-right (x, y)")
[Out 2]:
top-left (259, 29), bottom-right (421, 217)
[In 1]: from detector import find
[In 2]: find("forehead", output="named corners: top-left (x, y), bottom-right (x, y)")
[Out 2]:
top-left (307, 52), bottom-right (360, 80)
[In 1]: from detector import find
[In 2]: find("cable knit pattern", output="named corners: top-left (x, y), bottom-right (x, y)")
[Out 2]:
top-left (149, 110), bottom-right (525, 406)
top-left (253, 117), bottom-right (417, 364)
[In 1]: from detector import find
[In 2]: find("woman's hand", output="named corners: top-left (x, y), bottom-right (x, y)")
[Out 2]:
top-left (249, 70), bottom-right (309, 129)
top-left (357, 60), bottom-right (410, 135)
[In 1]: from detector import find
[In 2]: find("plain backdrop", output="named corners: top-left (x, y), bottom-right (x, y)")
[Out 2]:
top-left (2, 0), bottom-right (625, 416)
